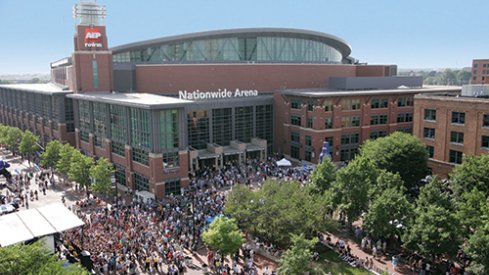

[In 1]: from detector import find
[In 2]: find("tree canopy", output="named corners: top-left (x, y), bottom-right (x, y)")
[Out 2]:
top-left (450, 154), bottom-right (489, 196)
top-left (90, 157), bottom-right (115, 195)
top-left (19, 130), bottom-right (39, 158)
top-left (5, 127), bottom-right (23, 154)
top-left (309, 156), bottom-right (336, 193)
top-left (40, 140), bottom-right (62, 169)
top-left (57, 143), bottom-right (75, 176)
top-left (278, 234), bottom-right (318, 275)
top-left (68, 150), bottom-right (93, 189)
top-left (0, 241), bottom-right (88, 275)
top-left (202, 216), bottom-right (244, 256)
top-left (359, 132), bottom-right (428, 195)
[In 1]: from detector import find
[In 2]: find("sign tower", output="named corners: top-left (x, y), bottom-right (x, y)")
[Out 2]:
top-left (72, 0), bottom-right (113, 93)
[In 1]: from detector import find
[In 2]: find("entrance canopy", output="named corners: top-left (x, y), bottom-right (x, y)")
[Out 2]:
top-left (0, 203), bottom-right (84, 247)
top-left (276, 158), bottom-right (292, 167)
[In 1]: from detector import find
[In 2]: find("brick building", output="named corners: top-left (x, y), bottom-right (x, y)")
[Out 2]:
top-left (472, 59), bottom-right (489, 84)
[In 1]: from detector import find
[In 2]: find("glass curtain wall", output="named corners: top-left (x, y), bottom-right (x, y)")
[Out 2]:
top-left (109, 104), bottom-right (127, 156)
top-left (212, 108), bottom-right (232, 146)
top-left (129, 108), bottom-right (151, 166)
top-left (187, 110), bottom-right (210, 150)
top-left (160, 109), bottom-right (179, 168)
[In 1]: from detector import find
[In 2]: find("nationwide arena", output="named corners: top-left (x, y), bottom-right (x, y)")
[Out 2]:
top-left (0, 0), bottom-right (460, 197)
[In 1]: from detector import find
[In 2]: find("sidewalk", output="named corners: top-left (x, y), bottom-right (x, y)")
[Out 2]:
top-left (322, 230), bottom-right (411, 275)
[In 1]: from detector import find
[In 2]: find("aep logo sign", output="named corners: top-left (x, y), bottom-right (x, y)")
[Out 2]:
top-left (84, 28), bottom-right (103, 48)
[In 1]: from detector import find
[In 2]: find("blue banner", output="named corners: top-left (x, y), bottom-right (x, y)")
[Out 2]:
top-left (318, 141), bottom-right (331, 164)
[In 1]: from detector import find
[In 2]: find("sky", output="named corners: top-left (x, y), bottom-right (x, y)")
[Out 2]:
top-left (0, 0), bottom-right (488, 74)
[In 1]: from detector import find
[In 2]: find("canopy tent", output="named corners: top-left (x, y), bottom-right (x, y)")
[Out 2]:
top-left (276, 158), bottom-right (292, 167)
top-left (135, 190), bottom-right (156, 204)
top-left (0, 203), bottom-right (84, 247)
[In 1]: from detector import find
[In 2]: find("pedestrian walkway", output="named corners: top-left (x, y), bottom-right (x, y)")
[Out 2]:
top-left (322, 230), bottom-right (411, 275)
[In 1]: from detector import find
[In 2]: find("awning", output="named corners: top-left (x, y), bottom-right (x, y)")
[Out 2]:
top-left (246, 144), bottom-right (264, 152)
top-left (198, 151), bottom-right (219, 160)
top-left (223, 147), bottom-right (242, 156)
top-left (0, 203), bottom-right (84, 247)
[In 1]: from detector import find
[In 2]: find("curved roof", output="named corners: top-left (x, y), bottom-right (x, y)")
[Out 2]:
top-left (110, 28), bottom-right (352, 58)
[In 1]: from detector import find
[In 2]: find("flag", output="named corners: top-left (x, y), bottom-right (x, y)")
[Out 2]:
top-left (318, 141), bottom-right (331, 164)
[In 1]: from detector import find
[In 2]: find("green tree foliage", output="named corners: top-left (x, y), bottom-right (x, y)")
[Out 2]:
top-left (5, 127), bottom-right (23, 154)
top-left (202, 216), bottom-right (244, 256)
top-left (90, 157), bottom-right (115, 195)
top-left (0, 125), bottom-right (8, 145)
top-left (465, 204), bottom-right (489, 274)
top-left (0, 241), bottom-right (88, 275)
top-left (310, 156), bottom-right (336, 193)
top-left (450, 154), bottom-right (489, 196)
top-left (68, 150), bottom-right (93, 189)
top-left (363, 187), bottom-right (413, 239)
top-left (360, 132), bottom-right (428, 195)
top-left (369, 170), bottom-right (406, 200)
top-left (19, 130), bottom-right (38, 158)
top-left (456, 188), bottom-right (487, 236)
top-left (330, 156), bottom-right (378, 226)
top-left (278, 234), bottom-right (318, 275)
top-left (40, 140), bottom-right (62, 169)
top-left (223, 184), bottom-right (257, 231)
top-left (56, 143), bottom-right (75, 176)
top-left (403, 179), bottom-right (462, 257)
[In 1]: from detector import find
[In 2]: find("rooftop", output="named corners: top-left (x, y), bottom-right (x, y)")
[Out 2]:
top-left (281, 85), bottom-right (462, 98)
top-left (0, 83), bottom-right (71, 94)
top-left (68, 92), bottom-right (192, 109)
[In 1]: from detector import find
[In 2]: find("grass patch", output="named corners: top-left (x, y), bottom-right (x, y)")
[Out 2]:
top-left (310, 244), bottom-right (371, 275)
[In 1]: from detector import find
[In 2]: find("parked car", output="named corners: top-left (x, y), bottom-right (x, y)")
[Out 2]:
top-left (0, 204), bottom-right (16, 215)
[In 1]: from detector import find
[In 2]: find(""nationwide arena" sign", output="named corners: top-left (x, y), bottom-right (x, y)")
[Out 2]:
top-left (179, 89), bottom-right (258, 100)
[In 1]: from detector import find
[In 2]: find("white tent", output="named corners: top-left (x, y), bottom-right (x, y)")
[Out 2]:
top-left (0, 203), bottom-right (84, 247)
top-left (276, 158), bottom-right (292, 167)
top-left (135, 190), bottom-right (156, 203)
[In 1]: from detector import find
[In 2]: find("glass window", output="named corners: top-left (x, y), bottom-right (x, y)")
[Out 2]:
top-left (423, 128), bottom-right (436, 139)
top-left (323, 100), bottom-right (333, 112)
top-left (255, 105), bottom-right (273, 153)
top-left (305, 149), bottom-right (313, 162)
top-left (397, 113), bottom-right (413, 123)
top-left (305, 135), bottom-right (312, 146)
top-left (371, 114), bottom-right (388, 125)
top-left (111, 141), bottom-right (125, 156)
top-left (110, 104), bottom-right (127, 143)
top-left (325, 117), bottom-right (333, 129)
top-left (291, 99), bottom-right (302, 110)
top-left (450, 131), bottom-right (464, 144)
top-left (370, 130), bottom-right (387, 139)
top-left (165, 179), bottom-right (181, 196)
top-left (92, 102), bottom-right (108, 147)
top-left (290, 115), bottom-right (301, 126)
top-left (397, 97), bottom-right (413, 107)
top-left (134, 172), bottom-right (149, 191)
top-left (212, 108), bottom-right (232, 146)
top-left (78, 100), bottom-right (91, 142)
top-left (307, 118), bottom-right (313, 128)
top-left (92, 59), bottom-right (99, 89)
top-left (341, 133), bottom-right (359, 145)
top-left (132, 147), bottom-right (149, 166)
top-left (426, 146), bottom-right (434, 158)
top-left (324, 136), bottom-right (334, 147)
top-left (188, 110), bottom-right (210, 150)
top-left (130, 108), bottom-right (151, 149)
top-left (449, 150), bottom-right (463, 164)
top-left (482, 136), bottom-right (489, 148)
top-left (160, 109), bottom-right (179, 149)
top-left (371, 98), bottom-right (388, 109)
top-left (163, 151), bottom-right (179, 168)
top-left (307, 99), bottom-right (314, 111)
top-left (235, 106), bottom-right (253, 142)
top-left (341, 116), bottom-right (360, 127)
top-left (290, 144), bottom-right (300, 159)
top-left (341, 98), bottom-right (361, 110)
top-left (291, 132), bottom-right (300, 143)
top-left (424, 109), bottom-right (437, 121)
top-left (452, 112), bottom-right (465, 124)
top-left (114, 164), bottom-right (126, 186)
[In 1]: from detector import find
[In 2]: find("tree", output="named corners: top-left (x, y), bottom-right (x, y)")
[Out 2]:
top-left (56, 143), bottom-right (75, 176)
top-left (278, 234), bottom-right (318, 275)
top-left (68, 150), bottom-right (93, 190)
top-left (224, 184), bottom-right (257, 231)
top-left (90, 157), bottom-right (115, 195)
top-left (310, 156), bottom-right (336, 193)
top-left (202, 216), bottom-right (244, 256)
top-left (455, 188), bottom-right (487, 236)
top-left (40, 140), bottom-right (62, 170)
top-left (330, 156), bottom-right (378, 226)
top-left (360, 132), bottom-right (428, 196)
top-left (0, 125), bottom-right (8, 145)
top-left (403, 179), bottom-right (462, 258)
top-left (0, 241), bottom-right (88, 275)
top-left (363, 187), bottom-right (413, 239)
top-left (450, 154), bottom-right (489, 196)
top-left (465, 203), bottom-right (489, 274)
top-left (5, 127), bottom-right (23, 154)
top-left (369, 170), bottom-right (406, 200)
top-left (19, 130), bottom-right (38, 162)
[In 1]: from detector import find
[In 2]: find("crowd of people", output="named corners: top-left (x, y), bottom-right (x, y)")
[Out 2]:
top-left (60, 156), bottom-right (305, 274)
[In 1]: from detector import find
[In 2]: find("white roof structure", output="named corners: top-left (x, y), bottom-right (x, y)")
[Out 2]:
top-left (0, 203), bottom-right (84, 247)
top-left (276, 158), bottom-right (292, 167)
